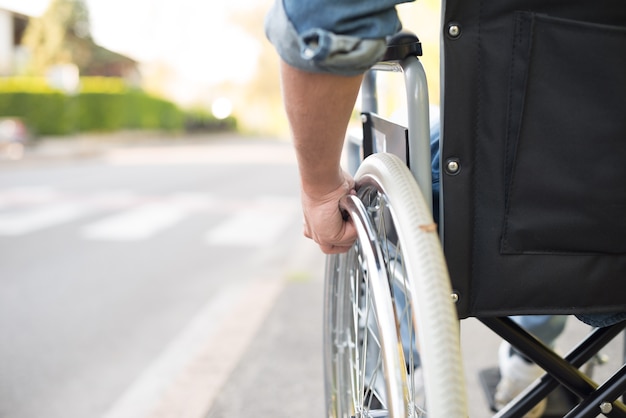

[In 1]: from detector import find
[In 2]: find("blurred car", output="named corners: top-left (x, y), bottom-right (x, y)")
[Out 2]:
top-left (0, 117), bottom-right (29, 160)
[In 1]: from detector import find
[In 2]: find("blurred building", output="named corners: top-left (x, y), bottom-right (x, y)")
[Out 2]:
top-left (0, 8), bottom-right (29, 76)
top-left (0, 6), bottom-right (140, 84)
top-left (84, 44), bottom-right (141, 84)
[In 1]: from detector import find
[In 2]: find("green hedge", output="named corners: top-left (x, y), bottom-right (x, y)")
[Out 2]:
top-left (0, 77), bottom-right (189, 136)
top-left (75, 91), bottom-right (184, 133)
top-left (184, 109), bottom-right (237, 133)
top-left (0, 91), bottom-right (77, 135)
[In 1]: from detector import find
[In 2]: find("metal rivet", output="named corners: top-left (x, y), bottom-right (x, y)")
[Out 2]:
top-left (448, 24), bottom-right (461, 38)
top-left (600, 402), bottom-right (613, 414)
top-left (361, 114), bottom-right (368, 123)
top-left (446, 159), bottom-right (460, 175)
top-left (451, 292), bottom-right (459, 303)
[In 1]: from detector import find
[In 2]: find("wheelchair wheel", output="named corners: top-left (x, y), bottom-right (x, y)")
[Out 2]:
top-left (323, 153), bottom-right (467, 417)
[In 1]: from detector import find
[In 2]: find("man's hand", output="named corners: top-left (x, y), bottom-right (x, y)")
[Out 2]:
top-left (301, 170), bottom-right (358, 254)
top-left (279, 62), bottom-right (363, 254)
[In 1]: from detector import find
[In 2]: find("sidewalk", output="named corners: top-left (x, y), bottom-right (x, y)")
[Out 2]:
top-left (202, 251), bottom-right (625, 417)
top-left (6, 131), bottom-right (255, 162)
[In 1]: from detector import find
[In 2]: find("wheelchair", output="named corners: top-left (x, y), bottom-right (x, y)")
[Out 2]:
top-left (322, 3), bottom-right (626, 417)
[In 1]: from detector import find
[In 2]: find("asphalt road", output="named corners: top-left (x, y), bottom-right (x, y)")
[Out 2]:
top-left (0, 133), bottom-right (623, 418)
top-left (0, 134), bottom-right (325, 418)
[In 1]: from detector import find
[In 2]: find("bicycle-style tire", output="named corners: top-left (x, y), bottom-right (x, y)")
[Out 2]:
top-left (323, 152), bottom-right (467, 417)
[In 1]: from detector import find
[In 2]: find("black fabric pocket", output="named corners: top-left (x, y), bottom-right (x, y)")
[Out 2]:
top-left (501, 12), bottom-right (626, 255)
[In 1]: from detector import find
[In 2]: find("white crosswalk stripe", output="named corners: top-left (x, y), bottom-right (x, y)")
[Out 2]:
top-left (206, 210), bottom-right (294, 247)
top-left (80, 193), bottom-right (216, 241)
top-left (205, 197), bottom-right (299, 247)
top-left (0, 187), bottom-right (300, 246)
top-left (0, 203), bottom-right (88, 235)
top-left (81, 203), bottom-right (187, 241)
top-left (0, 186), bottom-right (61, 209)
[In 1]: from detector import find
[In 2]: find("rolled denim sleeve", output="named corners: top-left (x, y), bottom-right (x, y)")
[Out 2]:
top-left (265, 0), bottom-right (414, 76)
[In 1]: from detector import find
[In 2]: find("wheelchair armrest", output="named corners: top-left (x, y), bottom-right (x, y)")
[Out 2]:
top-left (381, 31), bottom-right (422, 61)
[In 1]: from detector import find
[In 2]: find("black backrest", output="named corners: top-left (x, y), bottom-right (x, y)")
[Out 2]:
top-left (440, 0), bottom-right (626, 318)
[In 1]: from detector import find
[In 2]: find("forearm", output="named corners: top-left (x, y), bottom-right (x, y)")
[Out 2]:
top-left (280, 61), bottom-right (363, 197)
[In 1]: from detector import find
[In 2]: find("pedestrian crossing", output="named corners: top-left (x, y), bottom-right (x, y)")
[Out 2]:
top-left (205, 199), bottom-right (299, 247)
top-left (81, 203), bottom-right (187, 241)
top-left (0, 203), bottom-right (88, 236)
top-left (0, 187), bottom-right (301, 246)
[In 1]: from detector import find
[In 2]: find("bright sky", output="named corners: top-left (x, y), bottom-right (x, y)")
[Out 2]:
top-left (0, 0), bottom-right (263, 88)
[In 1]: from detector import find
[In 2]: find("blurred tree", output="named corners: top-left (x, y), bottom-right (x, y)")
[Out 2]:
top-left (21, 0), bottom-right (139, 81)
top-left (21, 0), bottom-right (92, 75)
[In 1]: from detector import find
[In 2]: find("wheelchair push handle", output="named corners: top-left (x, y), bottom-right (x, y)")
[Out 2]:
top-left (380, 31), bottom-right (423, 62)
top-left (362, 30), bottom-right (433, 213)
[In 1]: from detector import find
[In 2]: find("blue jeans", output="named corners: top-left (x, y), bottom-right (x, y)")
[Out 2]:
top-left (265, 0), bottom-right (414, 75)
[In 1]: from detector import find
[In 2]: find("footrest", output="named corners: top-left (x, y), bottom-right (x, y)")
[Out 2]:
top-left (479, 367), bottom-right (578, 417)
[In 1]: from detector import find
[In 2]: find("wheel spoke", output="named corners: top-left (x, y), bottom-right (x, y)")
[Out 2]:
top-left (324, 153), bottom-right (466, 418)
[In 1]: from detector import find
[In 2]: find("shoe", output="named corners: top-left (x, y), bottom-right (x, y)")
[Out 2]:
top-left (494, 342), bottom-right (547, 418)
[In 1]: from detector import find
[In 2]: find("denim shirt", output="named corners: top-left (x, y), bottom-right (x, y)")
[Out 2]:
top-left (265, 0), bottom-right (414, 76)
